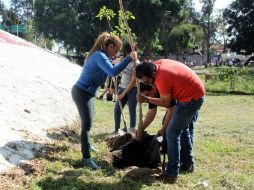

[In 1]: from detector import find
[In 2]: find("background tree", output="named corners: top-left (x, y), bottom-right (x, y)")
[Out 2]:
top-left (128, 0), bottom-right (185, 57)
top-left (10, 0), bottom-right (34, 22)
top-left (24, 18), bottom-right (37, 42)
top-left (0, 1), bottom-right (5, 15)
top-left (34, 0), bottom-right (121, 54)
top-left (168, 23), bottom-right (197, 60)
top-left (159, 0), bottom-right (197, 58)
top-left (199, 0), bottom-right (216, 63)
top-left (2, 9), bottom-right (17, 26)
top-left (214, 9), bottom-right (228, 53)
top-left (224, 0), bottom-right (254, 55)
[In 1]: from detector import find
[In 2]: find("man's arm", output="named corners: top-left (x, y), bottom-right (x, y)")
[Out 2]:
top-left (136, 107), bottom-right (157, 141)
top-left (142, 107), bottom-right (157, 130)
top-left (145, 95), bottom-right (172, 108)
top-left (157, 107), bottom-right (174, 136)
top-left (118, 73), bottom-right (136, 101)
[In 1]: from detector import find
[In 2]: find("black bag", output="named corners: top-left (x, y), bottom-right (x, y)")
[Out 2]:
top-left (113, 132), bottom-right (161, 168)
top-left (106, 92), bottom-right (113, 101)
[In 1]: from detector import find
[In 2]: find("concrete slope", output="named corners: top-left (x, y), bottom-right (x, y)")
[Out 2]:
top-left (0, 29), bottom-right (81, 172)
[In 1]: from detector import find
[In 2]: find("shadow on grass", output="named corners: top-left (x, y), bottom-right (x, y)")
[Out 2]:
top-left (46, 127), bottom-right (80, 144)
top-left (206, 90), bottom-right (254, 96)
top-left (33, 130), bottom-right (158, 190)
top-left (36, 167), bottom-right (156, 190)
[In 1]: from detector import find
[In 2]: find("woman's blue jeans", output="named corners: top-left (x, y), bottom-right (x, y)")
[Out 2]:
top-left (114, 87), bottom-right (137, 131)
top-left (165, 97), bottom-right (205, 176)
top-left (71, 85), bottom-right (94, 159)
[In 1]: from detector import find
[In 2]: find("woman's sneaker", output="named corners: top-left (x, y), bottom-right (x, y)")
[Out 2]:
top-left (89, 146), bottom-right (98, 153)
top-left (82, 158), bottom-right (99, 170)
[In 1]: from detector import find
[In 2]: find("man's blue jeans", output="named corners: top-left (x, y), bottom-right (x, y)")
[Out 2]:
top-left (165, 97), bottom-right (205, 176)
top-left (114, 87), bottom-right (137, 131)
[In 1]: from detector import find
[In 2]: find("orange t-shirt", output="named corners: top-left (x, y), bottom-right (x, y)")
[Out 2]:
top-left (154, 59), bottom-right (205, 102)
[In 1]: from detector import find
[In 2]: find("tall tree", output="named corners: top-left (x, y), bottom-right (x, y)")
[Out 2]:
top-left (34, 0), bottom-right (121, 54)
top-left (224, 0), bottom-right (254, 55)
top-left (2, 9), bottom-right (18, 26)
top-left (200, 0), bottom-right (216, 63)
top-left (128, 0), bottom-right (186, 57)
top-left (0, 1), bottom-right (5, 14)
top-left (10, 0), bottom-right (34, 22)
top-left (33, 0), bottom-right (190, 56)
top-left (159, 0), bottom-right (195, 58)
top-left (215, 9), bottom-right (228, 53)
top-left (168, 23), bottom-right (197, 59)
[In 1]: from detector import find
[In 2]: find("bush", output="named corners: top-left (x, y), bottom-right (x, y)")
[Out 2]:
top-left (209, 67), bottom-right (254, 93)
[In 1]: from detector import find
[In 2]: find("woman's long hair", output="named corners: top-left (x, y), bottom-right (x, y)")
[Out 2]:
top-left (86, 32), bottom-right (122, 60)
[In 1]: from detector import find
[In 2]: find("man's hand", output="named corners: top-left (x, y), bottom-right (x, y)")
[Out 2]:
top-left (130, 51), bottom-right (138, 62)
top-left (157, 128), bottom-right (165, 136)
top-left (117, 92), bottom-right (125, 101)
top-left (137, 93), bottom-right (147, 103)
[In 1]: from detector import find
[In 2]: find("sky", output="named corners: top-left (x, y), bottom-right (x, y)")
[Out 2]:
top-left (1, 0), bottom-right (11, 8)
top-left (194, 0), bottom-right (233, 11)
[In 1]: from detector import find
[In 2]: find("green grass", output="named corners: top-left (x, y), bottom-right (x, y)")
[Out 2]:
top-left (197, 67), bottom-right (254, 94)
top-left (1, 93), bottom-right (254, 190)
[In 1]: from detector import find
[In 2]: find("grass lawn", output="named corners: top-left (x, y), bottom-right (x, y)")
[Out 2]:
top-left (1, 93), bottom-right (254, 190)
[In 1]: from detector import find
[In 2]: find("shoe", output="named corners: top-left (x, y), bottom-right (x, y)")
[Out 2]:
top-left (82, 158), bottom-right (99, 170)
top-left (128, 127), bottom-right (136, 133)
top-left (180, 164), bottom-right (194, 174)
top-left (89, 146), bottom-right (99, 153)
top-left (156, 172), bottom-right (178, 184)
top-left (117, 129), bottom-right (126, 136)
top-left (123, 127), bottom-right (127, 132)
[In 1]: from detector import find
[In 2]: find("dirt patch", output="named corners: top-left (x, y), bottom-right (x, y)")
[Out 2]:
top-left (0, 166), bottom-right (31, 190)
top-left (101, 133), bottom-right (134, 167)
top-left (106, 133), bottom-right (134, 151)
top-left (124, 166), bottom-right (163, 183)
top-left (100, 150), bottom-right (122, 167)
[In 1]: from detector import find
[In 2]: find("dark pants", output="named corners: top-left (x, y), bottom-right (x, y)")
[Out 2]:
top-left (165, 97), bottom-right (205, 176)
top-left (114, 87), bottom-right (137, 131)
top-left (71, 85), bottom-right (94, 159)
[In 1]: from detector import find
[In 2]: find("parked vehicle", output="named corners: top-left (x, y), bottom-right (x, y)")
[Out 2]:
top-left (243, 55), bottom-right (254, 66)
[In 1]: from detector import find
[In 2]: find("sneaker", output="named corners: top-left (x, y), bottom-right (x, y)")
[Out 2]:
top-left (82, 158), bottom-right (99, 170)
top-left (128, 127), bottom-right (136, 133)
top-left (180, 164), bottom-right (194, 174)
top-left (117, 129), bottom-right (126, 136)
top-left (89, 146), bottom-right (99, 153)
top-left (156, 173), bottom-right (178, 184)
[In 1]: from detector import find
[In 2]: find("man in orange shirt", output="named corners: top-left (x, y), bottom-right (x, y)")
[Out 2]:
top-left (136, 59), bottom-right (205, 183)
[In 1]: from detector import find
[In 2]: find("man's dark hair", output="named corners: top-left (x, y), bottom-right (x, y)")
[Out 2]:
top-left (136, 62), bottom-right (155, 79)
top-left (139, 82), bottom-right (153, 92)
